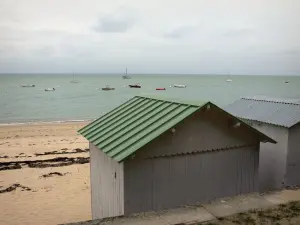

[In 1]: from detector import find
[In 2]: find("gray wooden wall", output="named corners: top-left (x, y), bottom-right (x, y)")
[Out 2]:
top-left (89, 143), bottom-right (124, 220)
top-left (124, 147), bottom-right (259, 214)
top-left (248, 121), bottom-right (289, 192)
top-left (123, 107), bottom-right (260, 215)
top-left (286, 123), bottom-right (300, 186)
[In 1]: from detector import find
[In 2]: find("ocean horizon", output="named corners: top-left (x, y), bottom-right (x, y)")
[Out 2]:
top-left (1, 74), bottom-right (300, 124)
top-left (1, 73), bottom-right (299, 76)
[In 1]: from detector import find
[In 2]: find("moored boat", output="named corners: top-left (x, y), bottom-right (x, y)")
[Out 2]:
top-left (102, 85), bottom-right (115, 91)
top-left (20, 84), bottom-right (35, 87)
top-left (129, 84), bottom-right (141, 88)
top-left (173, 84), bottom-right (186, 88)
top-left (156, 88), bottom-right (166, 90)
top-left (45, 88), bottom-right (55, 91)
top-left (122, 68), bottom-right (131, 79)
top-left (70, 73), bottom-right (80, 83)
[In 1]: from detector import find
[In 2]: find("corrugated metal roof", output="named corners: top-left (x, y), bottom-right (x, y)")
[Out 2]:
top-left (225, 97), bottom-right (300, 128)
top-left (79, 95), bottom-right (276, 162)
top-left (78, 96), bottom-right (206, 162)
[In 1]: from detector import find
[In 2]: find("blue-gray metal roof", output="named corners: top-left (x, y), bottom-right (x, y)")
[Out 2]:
top-left (225, 96), bottom-right (300, 128)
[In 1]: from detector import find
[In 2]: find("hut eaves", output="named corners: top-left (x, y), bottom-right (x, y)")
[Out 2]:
top-left (79, 95), bottom-right (276, 162)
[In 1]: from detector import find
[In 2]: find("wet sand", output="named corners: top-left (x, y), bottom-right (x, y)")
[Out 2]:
top-left (0, 122), bottom-right (91, 225)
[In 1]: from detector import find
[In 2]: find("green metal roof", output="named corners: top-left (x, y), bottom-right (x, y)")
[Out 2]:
top-left (78, 95), bottom-right (207, 162)
top-left (79, 95), bottom-right (276, 162)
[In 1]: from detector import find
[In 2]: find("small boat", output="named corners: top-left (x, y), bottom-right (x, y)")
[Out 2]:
top-left (70, 73), bottom-right (80, 83)
top-left (129, 84), bottom-right (141, 88)
top-left (20, 84), bottom-right (35, 87)
top-left (226, 74), bottom-right (233, 82)
top-left (102, 85), bottom-right (115, 91)
top-left (156, 88), bottom-right (166, 90)
top-left (173, 84), bottom-right (186, 88)
top-left (122, 68), bottom-right (131, 79)
top-left (45, 88), bottom-right (55, 91)
top-left (285, 81), bottom-right (289, 84)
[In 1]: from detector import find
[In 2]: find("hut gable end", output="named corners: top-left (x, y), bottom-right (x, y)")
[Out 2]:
top-left (134, 106), bottom-right (259, 159)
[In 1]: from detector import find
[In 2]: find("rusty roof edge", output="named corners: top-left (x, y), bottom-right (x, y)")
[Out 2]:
top-left (208, 102), bottom-right (277, 144)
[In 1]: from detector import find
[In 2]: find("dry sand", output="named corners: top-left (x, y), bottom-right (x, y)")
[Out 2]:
top-left (0, 122), bottom-right (91, 225)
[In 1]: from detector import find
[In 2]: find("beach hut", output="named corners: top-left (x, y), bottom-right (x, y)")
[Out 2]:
top-left (225, 96), bottom-right (300, 192)
top-left (79, 95), bottom-right (275, 220)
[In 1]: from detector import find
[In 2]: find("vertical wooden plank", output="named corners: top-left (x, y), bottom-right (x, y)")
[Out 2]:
top-left (89, 143), bottom-right (124, 219)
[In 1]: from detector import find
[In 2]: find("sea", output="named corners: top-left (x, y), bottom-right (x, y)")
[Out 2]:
top-left (0, 74), bottom-right (300, 124)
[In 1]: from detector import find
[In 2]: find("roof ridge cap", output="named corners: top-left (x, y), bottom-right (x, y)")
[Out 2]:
top-left (135, 95), bottom-right (209, 107)
top-left (241, 97), bottom-right (300, 105)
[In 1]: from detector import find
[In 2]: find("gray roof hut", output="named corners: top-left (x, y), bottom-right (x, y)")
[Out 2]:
top-left (79, 95), bottom-right (275, 220)
top-left (226, 96), bottom-right (300, 192)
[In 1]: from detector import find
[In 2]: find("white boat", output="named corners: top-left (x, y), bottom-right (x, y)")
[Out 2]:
top-left (173, 84), bottom-right (186, 88)
top-left (70, 73), bottom-right (80, 83)
top-left (226, 79), bottom-right (232, 82)
top-left (45, 88), bottom-right (55, 91)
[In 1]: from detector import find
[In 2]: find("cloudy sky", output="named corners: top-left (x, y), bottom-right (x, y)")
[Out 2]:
top-left (0, 0), bottom-right (299, 75)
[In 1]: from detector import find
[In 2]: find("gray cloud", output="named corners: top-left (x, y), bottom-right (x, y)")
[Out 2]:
top-left (163, 25), bottom-right (196, 39)
top-left (0, 0), bottom-right (299, 75)
top-left (222, 28), bottom-right (255, 37)
top-left (93, 17), bottom-right (135, 33)
top-left (280, 48), bottom-right (300, 56)
top-left (93, 7), bottom-right (137, 33)
top-left (34, 46), bottom-right (57, 56)
top-left (0, 26), bottom-right (70, 44)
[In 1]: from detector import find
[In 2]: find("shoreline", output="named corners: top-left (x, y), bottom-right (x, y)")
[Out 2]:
top-left (0, 119), bottom-right (94, 127)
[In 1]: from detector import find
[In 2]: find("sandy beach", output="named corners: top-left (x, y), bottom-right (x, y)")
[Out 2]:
top-left (2, 122), bottom-right (300, 225)
top-left (0, 122), bottom-right (91, 225)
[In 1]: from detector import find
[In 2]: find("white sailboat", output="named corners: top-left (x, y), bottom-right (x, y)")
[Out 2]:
top-left (226, 73), bottom-right (233, 82)
top-left (70, 73), bottom-right (80, 83)
top-left (122, 68), bottom-right (131, 79)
